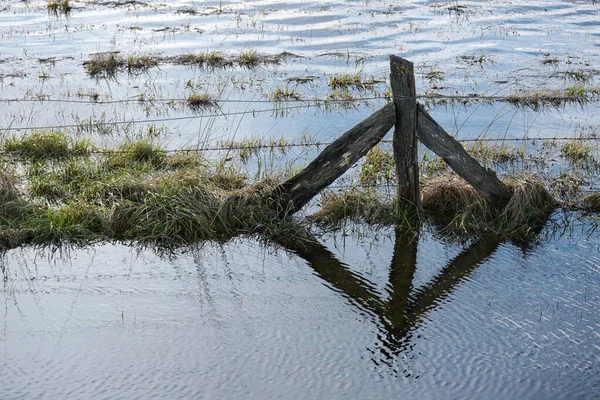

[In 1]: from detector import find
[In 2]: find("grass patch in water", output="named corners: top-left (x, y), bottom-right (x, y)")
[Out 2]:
top-left (186, 93), bottom-right (217, 110)
top-left (47, 0), bottom-right (72, 16)
top-left (126, 55), bottom-right (159, 73)
top-left (312, 173), bottom-right (558, 239)
top-left (0, 133), bottom-right (301, 249)
top-left (506, 86), bottom-right (599, 110)
top-left (238, 50), bottom-right (260, 67)
top-left (561, 139), bottom-right (596, 167)
top-left (422, 173), bottom-right (558, 238)
top-left (176, 51), bottom-right (226, 68)
top-left (328, 72), bottom-right (375, 90)
top-left (85, 53), bottom-right (159, 77)
top-left (268, 86), bottom-right (302, 101)
top-left (3, 132), bottom-right (93, 161)
top-left (85, 53), bottom-right (123, 78)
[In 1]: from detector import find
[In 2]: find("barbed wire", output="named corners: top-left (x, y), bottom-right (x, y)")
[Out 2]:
top-left (0, 103), bottom-right (323, 132)
top-left (1, 93), bottom-right (599, 105)
top-left (0, 135), bottom-right (598, 158)
top-left (0, 96), bottom-right (386, 105)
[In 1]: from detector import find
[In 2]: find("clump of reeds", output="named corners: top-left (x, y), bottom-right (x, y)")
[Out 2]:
top-left (238, 50), bottom-right (260, 67)
top-left (268, 86), bottom-right (301, 101)
top-left (186, 93), bottom-right (217, 110)
top-left (47, 0), bottom-right (71, 16)
top-left (422, 173), bottom-right (557, 237)
top-left (126, 55), bottom-right (158, 73)
top-left (85, 53), bottom-right (123, 78)
top-left (561, 139), bottom-right (596, 167)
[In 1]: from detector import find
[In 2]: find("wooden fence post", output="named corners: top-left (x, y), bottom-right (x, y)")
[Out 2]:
top-left (390, 55), bottom-right (421, 210)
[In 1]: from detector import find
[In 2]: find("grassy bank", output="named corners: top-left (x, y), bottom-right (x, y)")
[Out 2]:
top-left (0, 132), bottom-right (597, 250)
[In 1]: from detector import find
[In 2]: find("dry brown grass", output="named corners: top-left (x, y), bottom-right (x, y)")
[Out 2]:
top-left (422, 173), bottom-right (557, 236)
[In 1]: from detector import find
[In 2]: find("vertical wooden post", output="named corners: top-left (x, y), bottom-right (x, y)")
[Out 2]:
top-left (390, 55), bottom-right (421, 210)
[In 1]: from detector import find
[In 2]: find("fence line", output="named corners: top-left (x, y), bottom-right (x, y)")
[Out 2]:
top-left (0, 103), bottom-right (321, 132)
top-left (1, 93), bottom-right (598, 105)
top-left (0, 135), bottom-right (597, 158)
top-left (0, 96), bottom-right (386, 105)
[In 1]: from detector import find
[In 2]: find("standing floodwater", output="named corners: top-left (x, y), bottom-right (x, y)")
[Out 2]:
top-left (1, 221), bottom-right (598, 398)
top-left (1, 0), bottom-right (600, 398)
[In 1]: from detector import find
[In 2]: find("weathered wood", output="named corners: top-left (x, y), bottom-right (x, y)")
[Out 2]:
top-left (276, 102), bottom-right (395, 214)
top-left (416, 104), bottom-right (512, 206)
top-left (390, 55), bottom-right (421, 209)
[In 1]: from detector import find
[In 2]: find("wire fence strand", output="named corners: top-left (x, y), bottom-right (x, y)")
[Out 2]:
top-left (1, 93), bottom-right (599, 105)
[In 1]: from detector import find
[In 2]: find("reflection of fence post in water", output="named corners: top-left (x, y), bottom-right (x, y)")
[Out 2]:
top-left (279, 230), bottom-right (503, 362)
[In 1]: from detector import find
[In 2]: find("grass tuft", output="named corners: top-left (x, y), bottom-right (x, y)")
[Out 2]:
top-left (238, 50), bottom-right (260, 67)
top-left (186, 93), bottom-right (217, 110)
top-left (422, 173), bottom-right (557, 237)
top-left (85, 53), bottom-right (123, 78)
top-left (176, 51), bottom-right (226, 68)
top-left (3, 132), bottom-right (93, 161)
top-left (579, 193), bottom-right (600, 212)
top-left (47, 0), bottom-right (71, 16)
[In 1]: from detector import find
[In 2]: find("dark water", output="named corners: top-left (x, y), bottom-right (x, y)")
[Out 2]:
top-left (1, 217), bottom-right (599, 399)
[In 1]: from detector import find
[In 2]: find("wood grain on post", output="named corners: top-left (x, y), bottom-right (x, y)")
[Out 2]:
top-left (390, 55), bottom-right (421, 210)
top-left (416, 104), bottom-right (512, 207)
top-left (277, 102), bottom-right (395, 214)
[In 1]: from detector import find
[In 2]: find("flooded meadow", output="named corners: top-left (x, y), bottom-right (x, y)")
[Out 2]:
top-left (1, 0), bottom-right (600, 398)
